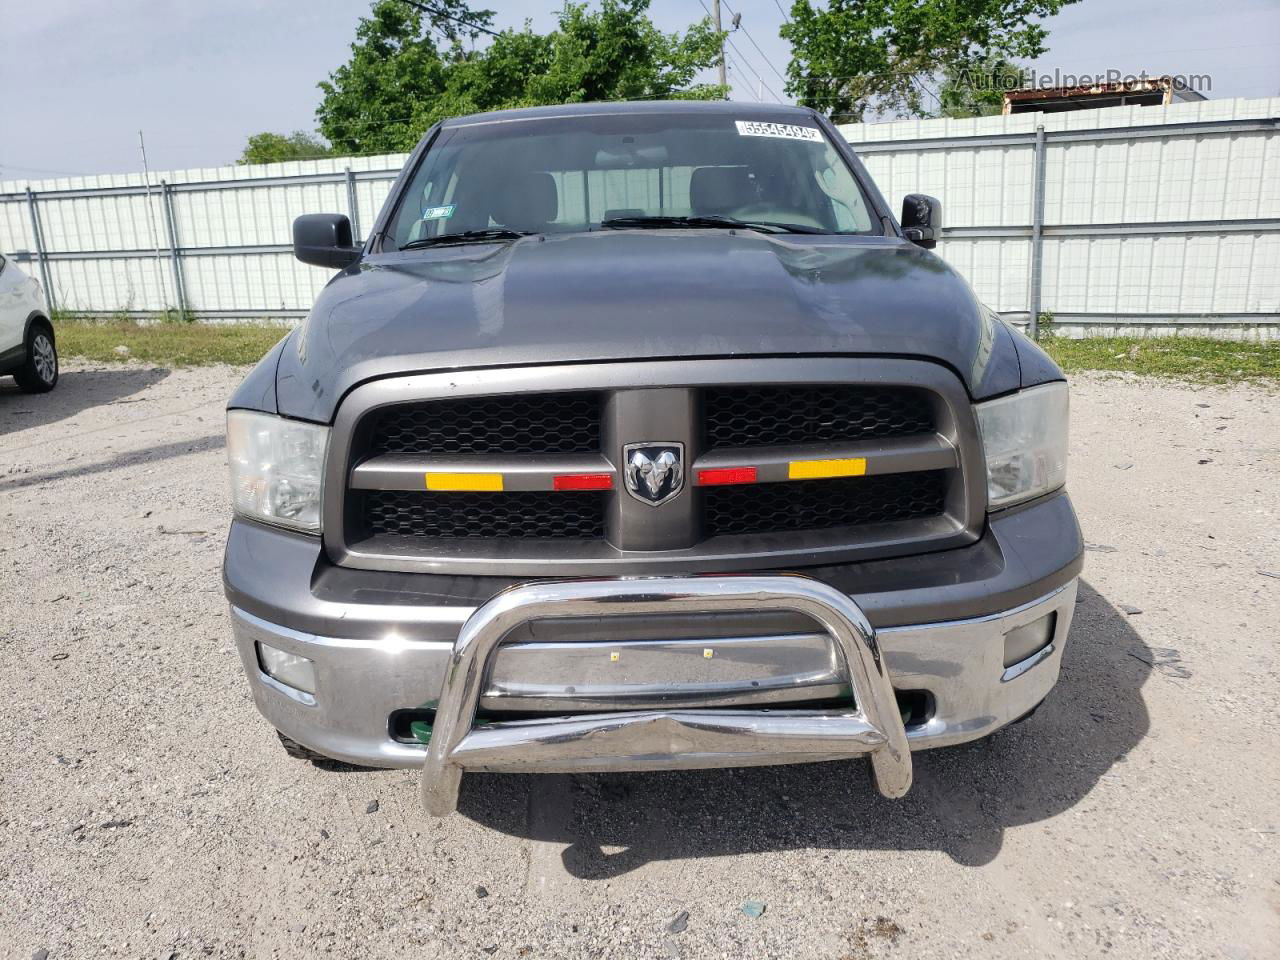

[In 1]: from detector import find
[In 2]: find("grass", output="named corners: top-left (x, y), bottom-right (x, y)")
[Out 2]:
top-left (56, 318), bottom-right (290, 367)
top-left (53, 318), bottom-right (1279, 385)
top-left (1041, 336), bottom-right (1279, 385)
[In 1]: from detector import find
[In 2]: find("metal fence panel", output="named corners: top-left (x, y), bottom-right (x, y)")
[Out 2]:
top-left (843, 96), bottom-right (1279, 337)
top-left (1, 100), bottom-right (1277, 336)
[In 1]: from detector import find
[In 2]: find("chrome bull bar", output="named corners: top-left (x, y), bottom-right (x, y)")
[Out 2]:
top-left (421, 575), bottom-right (913, 816)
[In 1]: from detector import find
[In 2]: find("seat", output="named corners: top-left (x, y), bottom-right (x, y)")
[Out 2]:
top-left (490, 172), bottom-right (559, 231)
top-left (690, 166), bottom-right (754, 217)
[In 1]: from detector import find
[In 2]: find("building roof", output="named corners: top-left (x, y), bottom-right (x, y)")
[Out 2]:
top-left (1003, 76), bottom-right (1207, 114)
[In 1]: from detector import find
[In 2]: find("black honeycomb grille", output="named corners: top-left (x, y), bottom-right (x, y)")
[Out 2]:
top-left (365, 392), bottom-right (601, 456)
top-left (703, 472), bottom-right (946, 537)
top-left (361, 491), bottom-right (606, 540)
top-left (703, 385), bottom-right (933, 449)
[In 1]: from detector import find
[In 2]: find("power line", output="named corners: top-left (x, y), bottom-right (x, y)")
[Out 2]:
top-left (698, 0), bottom-right (783, 103)
top-left (741, 29), bottom-right (787, 85)
top-left (696, 0), bottom-right (728, 90)
top-left (908, 74), bottom-right (942, 108)
top-left (724, 52), bottom-right (758, 101)
top-left (773, 0), bottom-right (791, 23)
top-left (720, 0), bottom-right (789, 84)
top-left (395, 0), bottom-right (499, 37)
top-left (727, 34), bottom-right (783, 103)
top-left (792, 70), bottom-right (972, 85)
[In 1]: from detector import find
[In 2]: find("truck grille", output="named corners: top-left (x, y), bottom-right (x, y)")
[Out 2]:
top-left (703, 385), bottom-right (933, 449)
top-left (332, 360), bottom-right (979, 574)
top-left (366, 392), bottom-right (601, 455)
top-left (363, 490), bottom-right (607, 540)
top-left (704, 472), bottom-right (947, 537)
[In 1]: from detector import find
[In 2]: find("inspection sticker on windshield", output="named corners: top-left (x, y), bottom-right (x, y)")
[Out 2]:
top-left (421, 204), bottom-right (455, 220)
top-left (735, 120), bottom-right (822, 142)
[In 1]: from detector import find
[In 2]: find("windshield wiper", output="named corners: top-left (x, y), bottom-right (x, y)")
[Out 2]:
top-left (400, 229), bottom-right (535, 250)
top-left (600, 215), bottom-right (827, 235)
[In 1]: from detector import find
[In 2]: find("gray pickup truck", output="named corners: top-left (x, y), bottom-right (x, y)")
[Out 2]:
top-left (223, 101), bottom-right (1080, 816)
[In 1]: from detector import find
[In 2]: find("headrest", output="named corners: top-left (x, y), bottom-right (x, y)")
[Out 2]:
top-left (491, 172), bottom-right (558, 229)
top-left (690, 166), bottom-right (753, 216)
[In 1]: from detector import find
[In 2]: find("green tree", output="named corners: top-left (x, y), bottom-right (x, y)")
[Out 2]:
top-left (238, 131), bottom-right (333, 164)
top-left (938, 57), bottom-right (1026, 118)
top-left (317, 1), bottom-right (453, 154)
top-left (317, 0), bottom-right (726, 155)
top-left (518, 1), bottom-right (726, 106)
top-left (781, 0), bottom-right (1078, 123)
top-left (395, 0), bottom-right (496, 43)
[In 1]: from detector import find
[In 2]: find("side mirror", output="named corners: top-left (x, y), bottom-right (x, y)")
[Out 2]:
top-left (900, 194), bottom-right (941, 249)
top-left (293, 214), bottom-right (360, 269)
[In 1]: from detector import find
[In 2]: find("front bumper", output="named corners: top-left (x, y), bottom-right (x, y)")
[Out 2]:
top-left (224, 491), bottom-right (1082, 789)
top-left (230, 577), bottom-right (1077, 764)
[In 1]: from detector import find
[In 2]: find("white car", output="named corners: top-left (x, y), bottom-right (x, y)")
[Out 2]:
top-left (0, 253), bottom-right (57, 392)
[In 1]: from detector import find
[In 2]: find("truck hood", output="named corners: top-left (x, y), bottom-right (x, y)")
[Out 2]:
top-left (275, 230), bottom-right (1021, 422)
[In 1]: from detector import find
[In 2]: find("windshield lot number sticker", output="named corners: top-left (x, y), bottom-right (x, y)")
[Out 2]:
top-left (735, 121), bottom-right (822, 142)
top-left (421, 204), bottom-right (455, 220)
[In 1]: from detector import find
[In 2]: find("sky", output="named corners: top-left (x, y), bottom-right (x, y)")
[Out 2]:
top-left (2, 0), bottom-right (1277, 180)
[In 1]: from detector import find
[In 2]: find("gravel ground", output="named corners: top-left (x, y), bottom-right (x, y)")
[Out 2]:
top-left (2, 361), bottom-right (1277, 959)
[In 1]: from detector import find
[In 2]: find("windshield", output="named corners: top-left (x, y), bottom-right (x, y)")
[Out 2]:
top-left (387, 112), bottom-right (878, 246)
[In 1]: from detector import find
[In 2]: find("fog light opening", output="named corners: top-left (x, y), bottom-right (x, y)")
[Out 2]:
top-left (256, 641), bottom-right (317, 695)
top-left (1002, 613), bottom-right (1057, 670)
top-left (894, 689), bottom-right (934, 729)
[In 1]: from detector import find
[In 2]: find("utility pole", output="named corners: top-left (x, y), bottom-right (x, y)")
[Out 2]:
top-left (712, 0), bottom-right (727, 91)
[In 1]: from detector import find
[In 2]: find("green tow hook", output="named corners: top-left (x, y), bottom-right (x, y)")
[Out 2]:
top-left (411, 717), bottom-right (492, 745)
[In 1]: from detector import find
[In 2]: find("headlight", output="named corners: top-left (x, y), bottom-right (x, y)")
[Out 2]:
top-left (226, 410), bottom-right (329, 532)
top-left (975, 382), bottom-right (1069, 509)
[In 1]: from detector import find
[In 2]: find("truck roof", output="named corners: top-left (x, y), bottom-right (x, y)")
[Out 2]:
top-left (443, 99), bottom-right (819, 128)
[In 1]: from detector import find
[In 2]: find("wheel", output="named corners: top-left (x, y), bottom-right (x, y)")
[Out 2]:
top-left (13, 322), bottom-right (58, 393)
top-left (276, 730), bottom-right (367, 771)
top-left (277, 729), bottom-right (334, 763)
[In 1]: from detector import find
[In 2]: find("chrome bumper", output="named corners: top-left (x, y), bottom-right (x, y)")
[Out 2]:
top-left (230, 577), bottom-right (1077, 810)
top-left (420, 576), bottom-right (912, 816)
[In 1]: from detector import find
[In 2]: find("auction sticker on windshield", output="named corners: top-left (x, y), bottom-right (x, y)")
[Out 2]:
top-left (421, 205), bottom-right (455, 220)
top-left (735, 121), bottom-right (823, 142)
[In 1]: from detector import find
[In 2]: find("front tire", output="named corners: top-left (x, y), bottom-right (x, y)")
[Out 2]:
top-left (276, 730), bottom-right (367, 771)
top-left (13, 322), bottom-right (58, 393)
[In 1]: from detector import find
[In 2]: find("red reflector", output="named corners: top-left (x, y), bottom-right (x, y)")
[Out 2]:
top-left (553, 473), bottom-right (614, 491)
top-left (697, 466), bottom-right (758, 486)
